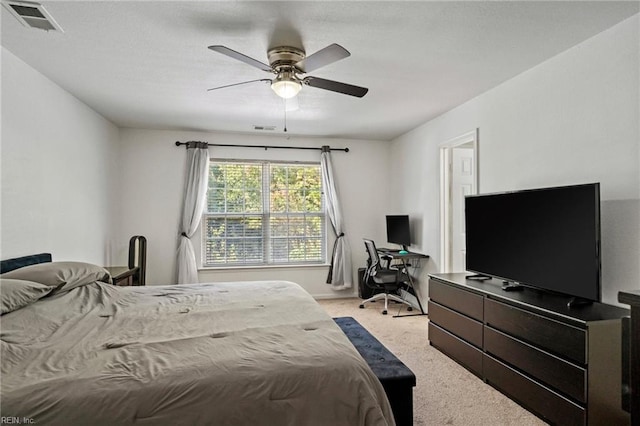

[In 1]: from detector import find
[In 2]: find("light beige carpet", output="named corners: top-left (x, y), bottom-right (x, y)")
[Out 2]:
top-left (317, 297), bottom-right (548, 426)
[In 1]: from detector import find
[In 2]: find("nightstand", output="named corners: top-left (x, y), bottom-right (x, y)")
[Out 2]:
top-left (105, 266), bottom-right (140, 286)
top-left (105, 235), bottom-right (147, 286)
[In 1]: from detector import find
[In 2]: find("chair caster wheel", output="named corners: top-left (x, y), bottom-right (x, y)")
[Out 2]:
top-left (407, 307), bottom-right (413, 311)
top-left (382, 310), bottom-right (388, 315)
top-left (359, 304), bottom-right (364, 309)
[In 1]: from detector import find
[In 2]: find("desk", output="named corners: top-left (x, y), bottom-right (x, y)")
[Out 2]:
top-left (377, 248), bottom-right (429, 317)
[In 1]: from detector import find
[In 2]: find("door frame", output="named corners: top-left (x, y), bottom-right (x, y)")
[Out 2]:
top-left (439, 129), bottom-right (479, 273)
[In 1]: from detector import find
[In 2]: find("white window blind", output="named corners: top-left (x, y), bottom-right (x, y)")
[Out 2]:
top-left (203, 160), bottom-right (326, 266)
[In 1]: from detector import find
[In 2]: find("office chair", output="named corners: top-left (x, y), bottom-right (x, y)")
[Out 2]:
top-left (359, 239), bottom-right (414, 315)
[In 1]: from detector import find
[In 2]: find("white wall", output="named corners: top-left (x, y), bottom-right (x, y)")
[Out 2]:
top-left (115, 128), bottom-right (391, 297)
top-left (5, 15), bottom-right (636, 305)
top-left (1, 48), bottom-right (119, 264)
top-left (390, 15), bottom-right (640, 306)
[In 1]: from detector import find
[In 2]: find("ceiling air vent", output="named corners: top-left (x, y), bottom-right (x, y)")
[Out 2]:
top-left (3, 1), bottom-right (63, 32)
top-left (253, 125), bottom-right (276, 131)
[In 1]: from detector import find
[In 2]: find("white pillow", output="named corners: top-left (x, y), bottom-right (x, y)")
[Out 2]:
top-left (1, 261), bottom-right (112, 293)
top-left (0, 278), bottom-right (53, 314)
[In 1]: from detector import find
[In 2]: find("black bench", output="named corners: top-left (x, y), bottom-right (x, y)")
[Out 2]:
top-left (334, 316), bottom-right (416, 426)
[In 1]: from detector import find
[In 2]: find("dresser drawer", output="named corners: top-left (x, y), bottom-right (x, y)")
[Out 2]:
top-left (484, 326), bottom-right (586, 403)
top-left (429, 279), bottom-right (483, 321)
top-left (429, 322), bottom-right (483, 377)
top-left (428, 301), bottom-right (483, 348)
top-left (485, 298), bottom-right (586, 364)
top-left (484, 354), bottom-right (585, 426)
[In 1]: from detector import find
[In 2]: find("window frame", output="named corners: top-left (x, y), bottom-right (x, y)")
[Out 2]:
top-left (201, 158), bottom-right (327, 268)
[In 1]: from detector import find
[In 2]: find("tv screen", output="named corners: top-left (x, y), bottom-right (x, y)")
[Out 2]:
top-left (465, 183), bottom-right (601, 302)
top-left (386, 215), bottom-right (411, 249)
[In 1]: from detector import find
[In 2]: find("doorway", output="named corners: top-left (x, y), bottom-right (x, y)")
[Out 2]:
top-left (440, 129), bottom-right (478, 273)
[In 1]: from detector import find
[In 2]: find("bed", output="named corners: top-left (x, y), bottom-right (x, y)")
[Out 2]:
top-left (0, 254), bottom-right (395, 425)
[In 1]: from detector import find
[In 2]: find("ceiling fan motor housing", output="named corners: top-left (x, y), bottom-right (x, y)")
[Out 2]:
top-left (267, 46), bottom-right (305, 72)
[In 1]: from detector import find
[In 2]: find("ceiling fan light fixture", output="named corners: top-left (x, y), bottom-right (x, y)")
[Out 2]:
top-left (271, 71), bottom-right (302, 99)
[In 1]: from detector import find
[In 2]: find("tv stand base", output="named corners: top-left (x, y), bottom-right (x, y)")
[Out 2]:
top-left (466, 274), bottom-right (491, 281)
top-left (567, 297), bottom-right (594, 308)
top-left (502, 281), bottom-right (524, 291)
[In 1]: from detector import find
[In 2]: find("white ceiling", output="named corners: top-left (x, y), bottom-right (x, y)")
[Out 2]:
top-left (2, 1), bottom-right (638, 141)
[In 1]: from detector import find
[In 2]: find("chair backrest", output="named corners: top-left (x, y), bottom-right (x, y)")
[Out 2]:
top-left (364, 238), bottom-right (380, 264)
top-left (363, 239), bottom-right (381, 279)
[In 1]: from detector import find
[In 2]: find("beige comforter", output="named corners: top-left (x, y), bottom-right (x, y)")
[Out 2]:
top-left (1, 280), bottom-right (394, 425)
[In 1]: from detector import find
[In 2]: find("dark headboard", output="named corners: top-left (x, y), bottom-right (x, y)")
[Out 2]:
top-left (0, 253), bottom-right (52, 274)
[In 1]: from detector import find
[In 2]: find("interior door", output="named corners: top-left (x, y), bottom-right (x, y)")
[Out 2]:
top-left (451, 146), bottom-right (475, 272)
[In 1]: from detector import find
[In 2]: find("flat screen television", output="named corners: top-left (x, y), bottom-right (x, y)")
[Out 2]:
top-left (386, 215), bottom-right (411, 251)
top-left (464, 183), bottom-right (601, 303)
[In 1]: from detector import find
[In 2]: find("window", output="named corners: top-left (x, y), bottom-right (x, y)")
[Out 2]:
top-left (203, 160), bottom-right (326, 266)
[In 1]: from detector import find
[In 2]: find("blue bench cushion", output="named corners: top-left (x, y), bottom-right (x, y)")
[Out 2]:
top-left (334, 316), bottom-right (416, 386)
top-left (334, 316), bottom-right (415, 426)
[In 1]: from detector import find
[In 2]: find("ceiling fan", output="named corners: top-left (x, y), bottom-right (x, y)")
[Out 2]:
top-left (207, 44), bottom-right (368, 99)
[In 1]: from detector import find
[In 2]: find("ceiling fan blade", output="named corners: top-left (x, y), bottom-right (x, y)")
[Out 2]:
top-left (295, 43), bottom-right (350, 73)
top-left (207, 79), bottom-right (272, 92)
top-left (303, 76), bottom-right (368, 98)
top-left (208, 45), bottom-right (272, 72)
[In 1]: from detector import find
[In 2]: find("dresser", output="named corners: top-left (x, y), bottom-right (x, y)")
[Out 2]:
top-left (428, 273), bottom-right (629, 426)
top-left (618, 290), bottom-right (640, 426)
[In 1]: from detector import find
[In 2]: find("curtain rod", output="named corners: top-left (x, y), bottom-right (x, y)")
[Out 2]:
top-left (175, 141), bottom-right (349, 153)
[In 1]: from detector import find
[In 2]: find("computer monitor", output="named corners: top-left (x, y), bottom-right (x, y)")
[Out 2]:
top-left (386, 215), bottom-right (411, 251)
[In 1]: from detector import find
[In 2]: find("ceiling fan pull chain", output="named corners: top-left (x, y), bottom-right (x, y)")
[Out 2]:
top-left (283, 98), bottom-right (288, 133)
